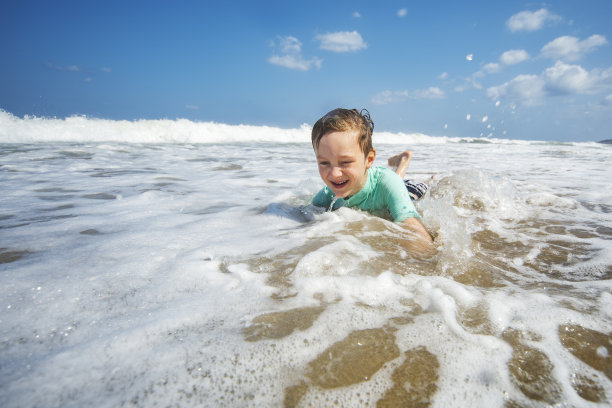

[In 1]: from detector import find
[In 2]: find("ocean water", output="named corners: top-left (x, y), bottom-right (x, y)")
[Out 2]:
top-left (1, 111), bottom-right (611, 407)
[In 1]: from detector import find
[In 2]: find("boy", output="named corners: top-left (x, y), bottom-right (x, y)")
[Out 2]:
top-left (311, 108), bottom-right (434, 254)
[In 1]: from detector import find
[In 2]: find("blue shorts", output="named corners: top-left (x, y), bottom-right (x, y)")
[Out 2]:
top-left (404, 180), bottom-right (428, 200)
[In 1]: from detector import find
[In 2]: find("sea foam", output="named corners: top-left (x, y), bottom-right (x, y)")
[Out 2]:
top-left (1, 109), bottom-right (602, 146)
top-left (1, 112), bottom-right (611, 407)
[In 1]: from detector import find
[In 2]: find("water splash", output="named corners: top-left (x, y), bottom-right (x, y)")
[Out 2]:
top-left (328, 196), bottom-right (340, 212)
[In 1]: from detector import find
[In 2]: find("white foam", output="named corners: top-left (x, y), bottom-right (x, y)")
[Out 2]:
top-left (1, 109), bottom-right (604, 146)
top-left (1, 130), bottom-right (611, 406)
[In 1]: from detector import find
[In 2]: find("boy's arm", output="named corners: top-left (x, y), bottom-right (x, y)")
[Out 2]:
top-left (400, 217), bottom-right (435, 256)
top-left (312, 186), bottom-right (332, 207)
top-left (381, 170), bottom-right (435, 255)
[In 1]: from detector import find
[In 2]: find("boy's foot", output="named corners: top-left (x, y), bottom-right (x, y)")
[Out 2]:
top-left (388, 150), bottom-right (413, 178)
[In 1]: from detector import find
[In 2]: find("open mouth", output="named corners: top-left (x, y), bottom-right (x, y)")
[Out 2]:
top-left (331, 180), bottom-right (348, 188)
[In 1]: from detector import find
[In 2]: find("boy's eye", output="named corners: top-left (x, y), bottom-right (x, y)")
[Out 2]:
top-left (318, 161), bottom-right (329, 166)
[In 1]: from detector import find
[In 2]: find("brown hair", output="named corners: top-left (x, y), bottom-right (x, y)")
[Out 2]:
top-left (311, 108), bottom-right (374, 157)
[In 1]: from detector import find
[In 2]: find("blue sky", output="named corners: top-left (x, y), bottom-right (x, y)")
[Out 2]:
top-left (1, 0), bottom-right (611, 141)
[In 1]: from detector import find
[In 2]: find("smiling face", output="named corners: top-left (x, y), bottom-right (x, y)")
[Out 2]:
top-left (315, 129), bottom-right (376, 198)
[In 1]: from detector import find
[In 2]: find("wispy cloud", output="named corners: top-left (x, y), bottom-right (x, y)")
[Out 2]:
top-left (47, 63), bottom-right (81, 72)
top-left (474, 49), bottom-right (530, 79)
top-left (268, 35), bottom-right (322, 71)
top-left (487, 61), bottom-right (612, 106)
top-left (540, 34), bottom-right (608, 62)
top-left (487, 74), bottom-right (545, 106)
top-left (544, 61), bottom-right (611, 94)
top-left (506, 8), bottom-right (561, 32)
top-left (397, 9), bottom-right (407, 18)
top-left (100, 67), bottom-right (112, 73)
top-left (500, 49), bottom-right (530, 65)
top-left (315, 31), bottom-right (367, 52)
top-left (481, 62), bottom-right (501, 74)
top-left (372, 87), bottom-right (445, 105)
top-left (353, 11), bottom-right (361, 18)
top-left (277, 35), bottom-right (301, 54)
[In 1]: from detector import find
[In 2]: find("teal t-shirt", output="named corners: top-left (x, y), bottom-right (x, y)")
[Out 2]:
top-left (312, 166), bottom-right (422, 222)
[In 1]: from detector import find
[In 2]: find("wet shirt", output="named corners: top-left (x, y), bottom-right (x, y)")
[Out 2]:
top-left (312, 166), bottom-right (422, 222)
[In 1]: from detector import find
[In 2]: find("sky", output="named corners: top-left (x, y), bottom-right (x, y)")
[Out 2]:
top-left (1, 0), bottom-right (611, 142)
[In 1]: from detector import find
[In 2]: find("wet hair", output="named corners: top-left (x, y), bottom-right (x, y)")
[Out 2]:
top-left (311, 108), bottom-right (374, 157)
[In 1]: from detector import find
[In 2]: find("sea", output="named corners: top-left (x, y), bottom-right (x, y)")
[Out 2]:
top-left (1, 110), bottom-right (611, 407)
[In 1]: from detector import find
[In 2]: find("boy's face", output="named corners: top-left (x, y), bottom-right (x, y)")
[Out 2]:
top-left (314, 129), bottom-right (376, 198)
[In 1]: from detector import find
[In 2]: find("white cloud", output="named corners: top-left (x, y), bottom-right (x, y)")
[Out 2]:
top-left (397, 9), bottom-right (407, 18)
top-left (185, 105), bottom-right (199, 110)
top-left (372, 87), bottom-right (445, 105)
top-left (487, 74), bottom-right (546, 106)
top-left (268, 54), bottom-right (322, 71)
top-left (474, 49), bottom-right (529, 79)
top-left (414, 87), bottom-right (445, 99)
top-left (47, 63), bottom-right (81, 72)
top-left (541, 34), bottom-right (608, 62)
top-left (506, 8), bottom-right (561, 32)
top-left (482, 62), bottom-right (501, 74)
top-left (315, 31), bottom-right (367, 52)
top-left (269, 35), bottom-right (322, 71)
top-left (353, 11), bottom-right (361, 18)
top-left (500, 49), bottom-right (530, 65)
top-left (372, 90), bottom-right (395, 105)
top-left (604, 94), bottom-right (612, 106)
top-left (278, 36), bottom-right (302, 54)
top-left (466, 54), bottom-right (473, 61)
top-left (438, 72), bottom-right (448, 79)
top-left (487, 61), bottom-right (612, 106)
top-left (100, 67), bottom-right (112, 73)
top-left (543, 61), bottom-right (611, 94)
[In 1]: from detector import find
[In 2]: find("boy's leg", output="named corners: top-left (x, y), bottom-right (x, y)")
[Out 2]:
top-left (388, 150), bottom-right (412, 179)
top-left (389, 150), bottom-right (428, 200)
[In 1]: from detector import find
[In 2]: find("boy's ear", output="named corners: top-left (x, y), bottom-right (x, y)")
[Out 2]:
top-left (365, 149), bottom-right (376, 168)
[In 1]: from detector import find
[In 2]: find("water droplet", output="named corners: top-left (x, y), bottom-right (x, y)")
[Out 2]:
top-left (328, 196), bottom-right (339, 212)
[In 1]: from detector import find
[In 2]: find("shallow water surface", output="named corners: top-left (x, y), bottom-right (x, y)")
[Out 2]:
top-left (0, 141), bottom-right (611, 407)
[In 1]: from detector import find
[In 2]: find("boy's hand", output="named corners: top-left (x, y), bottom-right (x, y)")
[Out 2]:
top-left (400, 217), bottom-right (436, 256)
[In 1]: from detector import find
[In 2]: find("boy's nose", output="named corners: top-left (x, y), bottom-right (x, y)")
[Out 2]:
top-left (331, 166), bottom-right (343, 177)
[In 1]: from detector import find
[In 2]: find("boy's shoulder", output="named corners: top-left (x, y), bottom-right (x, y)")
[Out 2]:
top-left (371, 165), bottom-right (399, 176)
top-left (369, 166), bottom-right (404, 186)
